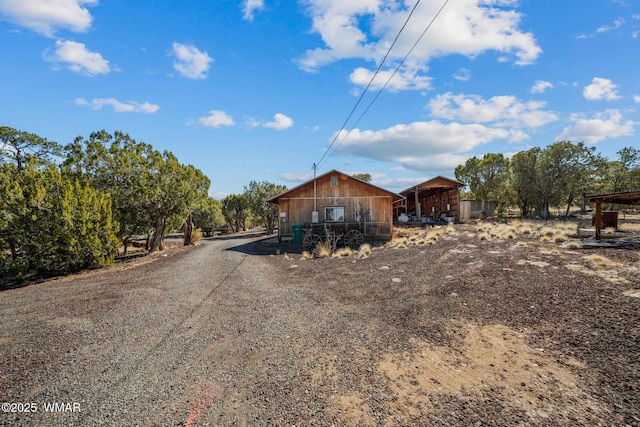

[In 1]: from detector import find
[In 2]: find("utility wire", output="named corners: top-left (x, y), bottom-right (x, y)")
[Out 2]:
top-left (323, 0), bottom-right (450, 164)
top-left (316, 0), bottom-right (423, 169)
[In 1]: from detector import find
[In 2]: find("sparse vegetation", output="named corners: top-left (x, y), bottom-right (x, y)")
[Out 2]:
top-left (357, 243), bottom-right (372, 258)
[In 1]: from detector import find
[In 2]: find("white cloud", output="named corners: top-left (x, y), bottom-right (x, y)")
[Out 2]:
top-left (247, 113), bottom-right (294, 130)
top-left (577, 17), bottom-right (627, 39)
top-left (333, 121), bottom-right (514, 172)
top-left (375, 176), bottom-right (431, 189)
top-left (296, 0), bottom-right (541, 85)
top-left (44, 40), bottom-right (109, 75)
top-left (75, 98), bottom-right (159, 113)
top-left (194, 110), bottom-right (235, 128)
top-left (0, 0), bottom-right (97, 37)
top-left (242, 0), bottom-right (264, 21)
top-left (634, 95), bottom-right (640, 103)
top-left (276, 172), bottom-right (312, 183)
top-left (583, 77), bottom-right (621, 101)
top-left (171, 42), bottom-right (213, 80)
top-left (531, 80), bottom-right (553, 94)
top-left (265, 113), bottom-right (294, 130)
top-left (427, 93), bottom-right (558, 129)
top-left (596, 18), bottom-right (624, 34)
top-left (556, 109), bottom-right (635, 144)
top-left (349, 65), bottom-right (432, 92)
top-left (453, 68), bottom-right (471, 82)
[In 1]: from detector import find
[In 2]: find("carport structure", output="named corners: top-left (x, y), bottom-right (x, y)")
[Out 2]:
top-left (587, 190), bottom-right (640, 239)
top-left (396, 176), bottom-right (464, 222)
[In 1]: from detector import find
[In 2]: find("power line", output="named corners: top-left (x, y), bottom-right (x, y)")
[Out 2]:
top-left (320, 0), bottom-right (450, 166)
top-left (316, 0), bottom-right (423, 168)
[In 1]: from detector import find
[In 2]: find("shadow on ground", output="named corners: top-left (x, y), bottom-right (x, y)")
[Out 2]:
top-left (224, 234), bottom-right (303, 256)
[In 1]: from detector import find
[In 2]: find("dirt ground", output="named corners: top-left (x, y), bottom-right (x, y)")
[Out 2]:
top-left (1, 224), bottom-right (639, 426)
top-left (265, 222), bottom-right (640, 426)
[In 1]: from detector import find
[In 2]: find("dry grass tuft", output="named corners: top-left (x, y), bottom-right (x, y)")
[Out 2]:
top-left (478, 232), bottom-right (491, 241)
top-left (444, 223), bottom-right (457, 235)
top-left (621, 222), bottom-right (640, 232)
top-left (476, 223), bottom-right (493, 233)
top-left (583, 254), bottom-right (622, 269)
top-left (314, 241), bottom-right (332, 258)
top-left (191, 228), bottom-right (203, 243)
top-left (552, 233), bottom-right (569, 243)
top-left (358, 243), bottom-right (372, 256)
top-left (561, 241), bottom-right (582, 250)
top-left (300, 251), bottom-right (313, 260)
top-left (332, 247), bottom-right (353, 258)
top-left (539, 227), bottom-right (556, 238)
top-left (519, 225), bottom-right (533, 235)
top-left (390, 237), bottom-right (408, 249)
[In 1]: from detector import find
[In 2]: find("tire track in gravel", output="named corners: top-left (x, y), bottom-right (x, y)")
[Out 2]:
top-left (86, 235), bottom-right (266, 426)
top-left (106, 241), bottom-right (249, 388)
top-left (0, 235), bottom-right (273, 426)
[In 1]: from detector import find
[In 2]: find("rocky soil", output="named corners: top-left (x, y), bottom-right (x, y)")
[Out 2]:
top-left (1, 225), bottom-right (639, 426)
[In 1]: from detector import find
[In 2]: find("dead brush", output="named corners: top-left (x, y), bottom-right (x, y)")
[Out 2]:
top-left (387, 236), bottom-right (408, 249)
top-left (431, 227), bottom-right (445, 237)
top-left (539, 227), bottom-right (556, 238)
top-left (357, 243), bottom-right (372, 258)
top-left (561, 241), bottom-right (582, 250)
top-left (495, 224), bottom-right (517, 239)
top-left (583, 254), bottom-right (622, 269)
top-left (552, 231), bottom-right (570, 242)
top-left (621, 222), bottom-right (640, 232)
top-left (300, 251), bottom-right (313, 260)
top-left (476, 222), bottom-right (492, 231)
top-left (332, 247), bottom-right (353, 258)
top-left (477, 232), bottom-right (491, 241)
top-left (444, 223), bottom-right (457, 235)
top-left (191, 227), bottom-right (203, 243)
top-left (314, 240), bottom-right (333, 258)
top-left (512, 220), bottom-right (536, 235)
top-left (359, 243), bottom-right (372, 253)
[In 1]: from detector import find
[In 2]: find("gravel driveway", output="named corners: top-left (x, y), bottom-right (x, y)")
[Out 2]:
top-left (1, 228), bottom-right (639, 426)
top-left (2, 234), bottom-right (304, 426)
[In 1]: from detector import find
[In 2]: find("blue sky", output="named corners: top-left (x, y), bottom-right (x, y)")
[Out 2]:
top-left (1, 0), bottom-right (638, 198)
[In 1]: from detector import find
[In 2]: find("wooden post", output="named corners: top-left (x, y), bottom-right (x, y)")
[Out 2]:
top-left (595, 199), bottom-right (602, 240)
top-left (415, 187), bottom-right (421, 221)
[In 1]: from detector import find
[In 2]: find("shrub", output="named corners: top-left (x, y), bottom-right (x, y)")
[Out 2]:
top-left (1, 165), bottom-right (118, 280)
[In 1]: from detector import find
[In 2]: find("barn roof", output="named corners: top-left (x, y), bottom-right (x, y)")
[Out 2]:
top-left (267, 169), bottom-right (404, 203)
top-left (586, 190), bottom-right (640, 205)
top-left (399, 175), bottom-right (464, 196)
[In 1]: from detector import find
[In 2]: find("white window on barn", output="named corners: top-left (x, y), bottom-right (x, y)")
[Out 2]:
top-left (330, 176), bottom-right (338, 186)
top-left (325, 206), bottom-right (344, 222)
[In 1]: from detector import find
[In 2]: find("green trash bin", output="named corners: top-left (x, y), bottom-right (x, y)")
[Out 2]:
top-left (292, 225), bottom-right (304, 245)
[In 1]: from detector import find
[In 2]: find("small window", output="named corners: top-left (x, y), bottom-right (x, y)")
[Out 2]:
top-left (325, 206), bottom-right (344, 222)
top-left (330, 176), bottom-right (338, 186)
